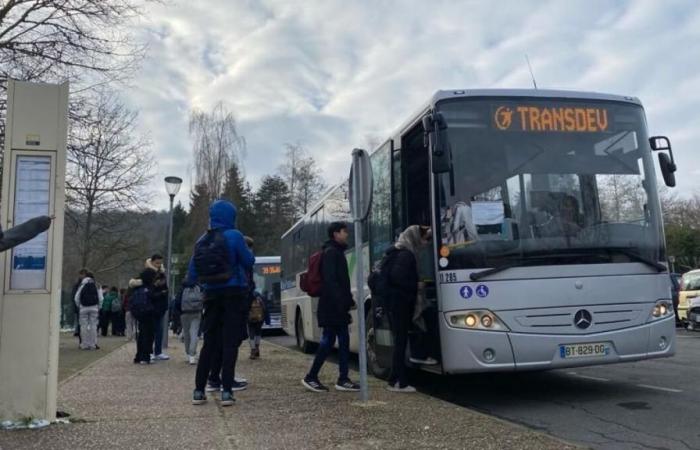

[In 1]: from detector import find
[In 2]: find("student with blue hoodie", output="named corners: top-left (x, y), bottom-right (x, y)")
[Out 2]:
top-left (188, 200), bottom-right (255, 407)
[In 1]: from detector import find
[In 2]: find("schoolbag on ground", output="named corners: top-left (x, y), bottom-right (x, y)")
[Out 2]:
top-left (129, 286), bottom-right (153, 318)
top-left (181, 285), bottom-right (204, 313)
top-left (111, 295), bottom-right (123, 313)
top-left (249, 293), bottom-right (265, 322)
top-left (193, 230), bottom-right (232, 283)
top-left (79, 282), bottom-right (100, 307)
top-left (299, 250), bottom-right (323, 297)
top-left (367, 250), bottom-right (399, 301)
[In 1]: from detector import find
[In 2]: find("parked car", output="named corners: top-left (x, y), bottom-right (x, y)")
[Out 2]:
top-left (679, 269), bottom-right (700, 328)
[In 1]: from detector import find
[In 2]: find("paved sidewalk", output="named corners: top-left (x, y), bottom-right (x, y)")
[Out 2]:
top-left (0, 337), bottom-right (579, 449)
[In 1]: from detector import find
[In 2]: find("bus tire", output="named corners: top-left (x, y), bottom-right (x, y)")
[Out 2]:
top-left (366, 308), bottom-right (391, 380)
top-left (295, 311), bottom-right (314, 354)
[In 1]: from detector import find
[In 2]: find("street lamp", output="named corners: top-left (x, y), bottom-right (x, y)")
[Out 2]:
top-left (163, 176), bottom-right (182, 349)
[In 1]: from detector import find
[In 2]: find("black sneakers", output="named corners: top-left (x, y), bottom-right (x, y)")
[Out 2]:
top-left (335, 379), bottom-right (360, 392)
top-left (192, 390), bottom-right (207, 405)
top-left (231, 380), bottom-right (248, 392)
top-left (302, 378), bottom-right (329, 393)
top-left (220, 390), bottom-right (235, 407)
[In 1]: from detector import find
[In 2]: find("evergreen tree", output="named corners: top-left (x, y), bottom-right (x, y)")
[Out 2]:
top-left (172, 201), bottom-right (188, 254)
top-left (253, 175), bottom-right (294, 255)
top-left (176, 183), bottom-right (212, 275)
top-left (220, 162), bottom-right (256, 236)
top-left (221, 163), bottom-right (246, 207)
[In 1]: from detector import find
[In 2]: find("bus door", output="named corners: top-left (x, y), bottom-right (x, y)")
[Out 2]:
top-left (400, 122), bottom-right (440, 365)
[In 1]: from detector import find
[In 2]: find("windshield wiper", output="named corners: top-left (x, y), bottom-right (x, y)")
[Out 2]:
top-left (469, 259), bottom-right (538, 281)
top-left (469, 247), bottom-right (666, 281)
top-left (581, 246), bottom-right (666, 272)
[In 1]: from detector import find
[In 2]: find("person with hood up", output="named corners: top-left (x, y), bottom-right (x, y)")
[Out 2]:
top-left (188, 200), bottom-right (255, 407)
top-left (129, 255), bottom-right (169, 361)
top-left (385, 225), bottom-right (433, 393)
top-left (301, 222), bottom-right (360, 393)
top-left (74, 271), bottom-right (103, 350)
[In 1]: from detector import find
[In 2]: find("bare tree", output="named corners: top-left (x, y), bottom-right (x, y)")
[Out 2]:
top-left (295, 156), bottom-right (326, 216)
top-left (65, 89), bottom-right (154, 268)
top-left (0, 0), bottom-right (153, 84)
top-left (189, 102), bottom-right (246, 200)
top-left (278, 142), bottom-right (326, 218)
top-left (0, 0), bottom-right (157, 194)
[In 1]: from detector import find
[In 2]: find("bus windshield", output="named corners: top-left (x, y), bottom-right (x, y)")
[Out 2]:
top-left (253, 263), bottom-right (281, 311)
top-left (435, 98), bottom-right (664, 271)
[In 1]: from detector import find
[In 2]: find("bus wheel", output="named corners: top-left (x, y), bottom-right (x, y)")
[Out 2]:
top-left (295, 312), bottom-right (314, 354)
top-left (366, 309), bottom-right (391, 380)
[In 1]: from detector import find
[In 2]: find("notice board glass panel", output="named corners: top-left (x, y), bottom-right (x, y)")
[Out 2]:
top-left (10, 155), bottom-right (51, 290)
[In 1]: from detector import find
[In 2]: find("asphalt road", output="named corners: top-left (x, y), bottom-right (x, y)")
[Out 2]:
top-left (266, 329), bottom-right (700, 450)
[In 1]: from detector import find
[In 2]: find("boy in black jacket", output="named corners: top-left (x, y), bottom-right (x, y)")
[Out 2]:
top-left (302, 222), bottom-right (360, 393)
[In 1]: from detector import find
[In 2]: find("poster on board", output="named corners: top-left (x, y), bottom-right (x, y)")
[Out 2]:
top-left (10, 156), bottom-right (51, 290)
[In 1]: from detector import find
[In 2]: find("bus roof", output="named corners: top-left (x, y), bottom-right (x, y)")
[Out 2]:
top-left (431, 88), bottom-right (642, 106)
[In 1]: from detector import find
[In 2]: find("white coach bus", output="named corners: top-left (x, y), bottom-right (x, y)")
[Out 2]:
top-left (281, 89), bottom-right (677, 377)
top-left (253, 256), bottom-right (283, 330)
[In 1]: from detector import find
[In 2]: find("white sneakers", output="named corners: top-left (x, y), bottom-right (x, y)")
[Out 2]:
top-left (188, 355), bottom-right (196, 365)
top-left (155, 353), bottom-right (170, 361)
top-left (387, 383), bottom-right (417, 393)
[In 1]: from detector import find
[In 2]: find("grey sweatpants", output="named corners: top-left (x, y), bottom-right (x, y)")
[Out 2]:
top-left (79, 306), bottom-right (99, 349)
top-left (180, 312), bottom-right (201, 357)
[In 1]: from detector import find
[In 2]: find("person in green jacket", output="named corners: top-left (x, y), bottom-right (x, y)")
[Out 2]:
top-left (100, 287), bottom-right (119, 337)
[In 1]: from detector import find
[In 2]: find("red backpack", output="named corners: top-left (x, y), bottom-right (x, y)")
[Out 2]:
top-left (299, 250), bottom-right (323, 297)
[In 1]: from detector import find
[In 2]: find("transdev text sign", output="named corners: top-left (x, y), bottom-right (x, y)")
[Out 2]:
top-left (493, 104), bottom-right (611, 133)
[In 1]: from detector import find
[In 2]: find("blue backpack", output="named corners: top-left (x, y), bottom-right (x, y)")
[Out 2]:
top-left (193, 230), bottom-right (232, 283)
top-left (129, 286), bottom-right (154, 319)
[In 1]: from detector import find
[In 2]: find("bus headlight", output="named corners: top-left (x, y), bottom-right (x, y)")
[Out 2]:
top-left (446, 310), bottom-right (509, 332)
top-left (648, 300), bottom-right (673, 322)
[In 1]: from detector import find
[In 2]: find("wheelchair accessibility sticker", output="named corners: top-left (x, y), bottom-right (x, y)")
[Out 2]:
top-left (476, 285), bottom-right (489, 298)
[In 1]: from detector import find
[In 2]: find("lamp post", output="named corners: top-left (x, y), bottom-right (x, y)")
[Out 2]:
top-left (163, 176), bottom-right (183, 349)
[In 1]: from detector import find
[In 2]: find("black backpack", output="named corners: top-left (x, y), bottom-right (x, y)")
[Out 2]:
top-left (367, 250), bottom-right (399, 302)
top-left (193, 230), bottom-right (232, 284)
top-left (129, 286), bottom-right (154, 319)
top-left (79, 282), bottom-right (100, 307)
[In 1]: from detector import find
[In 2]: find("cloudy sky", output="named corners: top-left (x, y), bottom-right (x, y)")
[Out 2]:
top-left (125, 0), bottom-right (700, 210)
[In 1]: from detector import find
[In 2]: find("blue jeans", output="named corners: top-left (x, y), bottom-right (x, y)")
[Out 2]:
top-left (306, 325), bottom-right (350, 383)
top-left (153, 312), bottom-right (164, 355)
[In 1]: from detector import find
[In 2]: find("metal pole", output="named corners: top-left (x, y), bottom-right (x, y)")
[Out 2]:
top-left (163, 194), bottom-right (174, 349)
top-left (353, 152), bottom-right (369, 402)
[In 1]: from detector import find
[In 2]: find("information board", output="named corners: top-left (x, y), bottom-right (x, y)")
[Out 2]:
top-left (10, 156), bottom-right (51, 290)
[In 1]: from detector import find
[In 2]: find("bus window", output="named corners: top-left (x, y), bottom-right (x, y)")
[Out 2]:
top-left (370, 142), bottom-right (392, 266)
top-left (402, 124), bottom-right (431, 227)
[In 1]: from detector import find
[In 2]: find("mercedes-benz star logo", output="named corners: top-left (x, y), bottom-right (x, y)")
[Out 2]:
top-left (574, 310), bottom-right (593, 329)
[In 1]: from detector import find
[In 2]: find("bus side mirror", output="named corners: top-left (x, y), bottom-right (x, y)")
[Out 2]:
top-left (650, 136), bottom-right (676, 187)
top-left (424, 112), bottom-right (451, 174)
top-left (658, 153), bottom-right (676, 187)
